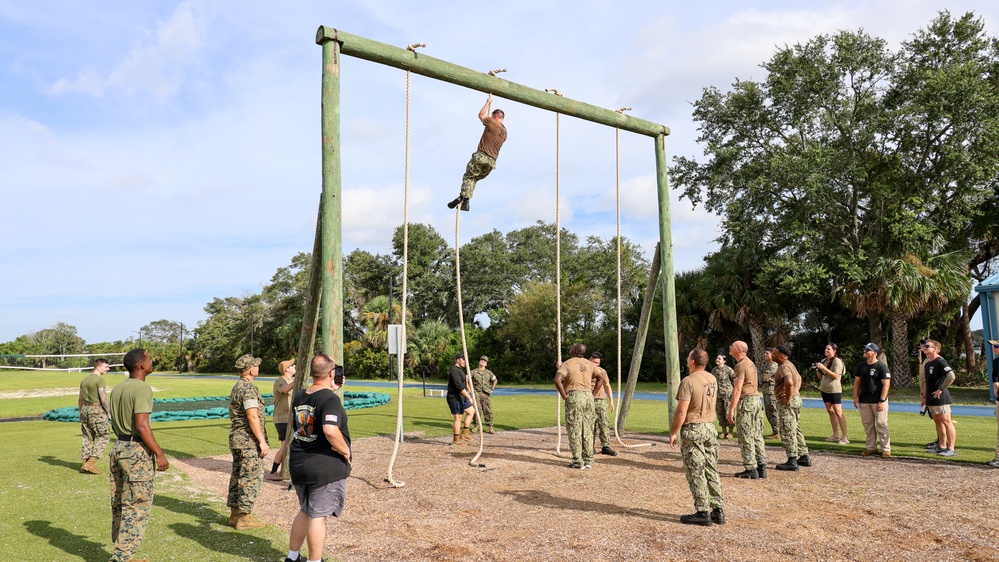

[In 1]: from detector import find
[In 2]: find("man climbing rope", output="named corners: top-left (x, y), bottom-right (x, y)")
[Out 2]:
top-left (447, 94), bottom-right (506, 212)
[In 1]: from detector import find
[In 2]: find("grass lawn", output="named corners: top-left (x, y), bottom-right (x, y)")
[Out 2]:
top-left (1, 371), bottom-right (996, 561)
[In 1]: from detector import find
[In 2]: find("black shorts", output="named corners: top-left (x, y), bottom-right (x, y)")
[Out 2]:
top-left (447, 395), bottom-right (473, 415)
top-left (821, 392), bottom-right (842, 405)
top-left (274, 423), bottom-right (288, 441)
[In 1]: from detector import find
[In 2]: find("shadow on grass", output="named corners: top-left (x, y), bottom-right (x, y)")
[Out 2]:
top-left (38, 455), bottom-right (82, 472)
top-left (24, 520), bottom-right (108, 562)
top-left (155, 495), bottom-right (285, 561)
top-left (498, 489), bottom-right (676, 521)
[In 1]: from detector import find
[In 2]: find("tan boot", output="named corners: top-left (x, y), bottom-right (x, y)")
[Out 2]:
top-left (487, 426), bottom-right (495, 434)
top-left (81, 458), bottom-right (101, 474)
top-left (235, 511), bottom-right (267, 530)
top-left (451, 434), bottom-right (466, 446)
top-left (460, 428), bottom-right (473, 442)
top-left (227, 506), bottom-right (240, 527)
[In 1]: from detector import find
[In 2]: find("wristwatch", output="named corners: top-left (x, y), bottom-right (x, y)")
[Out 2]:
top-left (878, 398), bottom-right (887, 403)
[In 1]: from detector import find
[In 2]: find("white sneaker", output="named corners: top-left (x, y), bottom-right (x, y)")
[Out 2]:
top-left (937, 449), bottom-right (957, 457)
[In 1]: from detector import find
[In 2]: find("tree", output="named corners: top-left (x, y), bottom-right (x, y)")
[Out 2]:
top-left (406, 320), bottom-right (453, 378)
top-left (140, 320), bottom-right (184, 344)
top-left (393, 223), bottom-right (455, 324)
top-left (31, 322), bottom-right (86, 356)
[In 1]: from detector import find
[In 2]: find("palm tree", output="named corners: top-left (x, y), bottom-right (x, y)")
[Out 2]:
top-left (675, 267), bottom-right (710, 352)
top-left (360, 295), bottom-right (407, 350)
top-left (407, 320), bottom-right (453, 378)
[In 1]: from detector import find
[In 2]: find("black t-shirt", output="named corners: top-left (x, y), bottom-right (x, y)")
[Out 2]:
top-left (289, 388), bottom-right (351, 485)
top-left (447, 365), bottom-right (466, 398)
top-left (924, 357), bottom-right (953, 406)
top-left (853, 360), bottom-right (891, 403)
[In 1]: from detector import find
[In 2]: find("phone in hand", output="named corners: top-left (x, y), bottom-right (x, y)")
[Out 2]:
top-left (333, 366), bottom-right (344, 385)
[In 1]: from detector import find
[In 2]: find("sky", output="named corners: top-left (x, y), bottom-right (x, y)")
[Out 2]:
top-left (2, 0), bottom-right (996, 344)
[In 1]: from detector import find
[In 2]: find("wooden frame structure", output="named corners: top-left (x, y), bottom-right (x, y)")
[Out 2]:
top-left (299, 26), bottom-right (682, 420)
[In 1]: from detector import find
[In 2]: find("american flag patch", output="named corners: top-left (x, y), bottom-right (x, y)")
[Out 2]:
top-left (325, 414), bottom-right (338, 422)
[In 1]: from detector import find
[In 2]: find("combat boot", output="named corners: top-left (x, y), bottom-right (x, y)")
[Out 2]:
top-left (710, 507), bottom-right (726, 525)
top-left (775, 457), bottom-right (799, 471)
top-left (460, 428), bottom-right (473, 442)
top-left (756, 464), bottom-right (767, 479)
top-left (451, 434), bottom-right (466, 446)
top-left (447, 196), bottom-right (463, 209)
top-left (487, 425), bottom-right (495, 434)
top-left (600, 446), bottom-right (617, 456)
top-left (227, 506), bottom-right (240, 527)
top-left (734, 468), bottom-right (758, 479)
top-left (679, 511), bottom-right (713, 526)
top-left (235, 512), bottom-right (267, 530)
top-left (460, 199), bottom-right (470, 212)
top-left (81, 458), bottom-right (101, 474)
top-left (797, 455), bottom-right (812, 467)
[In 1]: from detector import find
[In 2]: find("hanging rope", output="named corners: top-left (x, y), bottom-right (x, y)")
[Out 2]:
top-left (610, 108), bottom-right (652, 449)
top-left (455, 202), bottom-right (486, 467)
top-left (386, 43), bottom-right (425, 487)
top-left (545, 88), bottom-right (566, 456)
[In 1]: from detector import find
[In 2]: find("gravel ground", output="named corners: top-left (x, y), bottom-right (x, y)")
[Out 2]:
top-left (174, 427), bottom-right (999, 562)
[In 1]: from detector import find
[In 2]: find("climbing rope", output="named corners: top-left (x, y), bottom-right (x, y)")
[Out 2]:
top-left (455, 201), bottom-right (486, 467)
top-left (610, 108), bottom-right (651, 449)
top-left (546, 88), bottom-right (566, 456)
top-left (386, 43), bottom-right (425, 488)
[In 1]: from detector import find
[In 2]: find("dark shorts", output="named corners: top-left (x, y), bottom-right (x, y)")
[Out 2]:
top-left (821, 392), bottom-right (842, 405)
top-left (294, 479), bottom-right (347, 518)
top-left (273, 423), bottom-right (288, 441)
top-left (447, 395), bottom-right (473, 415)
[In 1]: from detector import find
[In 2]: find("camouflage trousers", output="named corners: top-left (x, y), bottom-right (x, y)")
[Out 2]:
top-left (228, 447), bottom-right (264, 513)
top-left (474, 391), bottom-right (493, 426)
top-left (593, 398), bottom-right (612, 448)
top-left (777, 395), bottom-right (808, 458)
top-left (110, 441), bottom-right (156, 562)
top-left (80, 402), bottom-right (110, 460)
top-left (565, 390), bottom-right (596, 465)
top-left (760, 382), bottom-right (779, 435)
top-left (735, 396), bottom-right (767, 469)
top-left (680, 422), bottom-right (724, 512)
top-left (715, 391), bottom-right (733, 433)
top-left (459, 151), bottom-right (496, 200)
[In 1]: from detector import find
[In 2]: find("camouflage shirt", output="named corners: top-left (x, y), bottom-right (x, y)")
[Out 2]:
top-left (711, 365), bottom-right (735, 395)
top-left (470, 368), bottom-right (497, 395)
top-left (229, 378), bottom-right (266, 449)
top-left (760, 361), bottom-right (778, 385)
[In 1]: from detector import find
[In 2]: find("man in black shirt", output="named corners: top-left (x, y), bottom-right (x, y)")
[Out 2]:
top-left (285, 354), bottom-right (351, 562)
top-left (447, 354), bottom-right (475, 445)
top-left (989, 339), bottom-right (999, 468)
top-left (852, 343), bottom-right (892, 458)
top-left (922, 340), bottom-right (957, 456)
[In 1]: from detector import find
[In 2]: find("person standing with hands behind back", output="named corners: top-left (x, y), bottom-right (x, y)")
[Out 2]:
top-left (227, 354), bottom-right (270, 530)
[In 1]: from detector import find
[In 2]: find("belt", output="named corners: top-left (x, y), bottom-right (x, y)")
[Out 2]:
top-left (116, 434), bottom-right (140, 442)
top-left (82, 400), bottom-right (100, 405)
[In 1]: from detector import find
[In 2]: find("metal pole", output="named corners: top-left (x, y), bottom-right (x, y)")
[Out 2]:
top-left (319, 33), bottom-right (344, 364)
top-left (315, 27), bottom-right (669, 138)
top-left (654, 134), bottom-right (680, 424)
top-left (388, 274), bottom-right (394, 382)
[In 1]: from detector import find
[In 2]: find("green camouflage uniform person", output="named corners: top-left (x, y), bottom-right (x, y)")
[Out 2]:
top-left (447, 94), bottom-right (507, 212)
top-left (711, 356), bottom-right (735, 439)
top-left (227, 354), bottom-right (270, 530)
top-left (555, 343), bottom-right (597, 469)
top-left (469, 356), bottom-right (497, 433)
top-left (773, 345), bottom-right (810, 471)
top-left (109, 348), bottom-right (169, 562)
top-left (79, 358), bottom-right (111, 474)
top-left (760, 350), bottom-right (780, 437)
top-left (727, 341), bottom-right (767, 480)
top-left (589, 353), bottom-right (617, 456)
top-left (670, 348), bottom-right (725, 526)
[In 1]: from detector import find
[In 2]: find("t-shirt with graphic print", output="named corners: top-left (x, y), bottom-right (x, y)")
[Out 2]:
top-left (289, 387), bottom-right (351, 485)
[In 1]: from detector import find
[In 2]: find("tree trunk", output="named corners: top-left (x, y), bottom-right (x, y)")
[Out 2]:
top-left (867, 313), bottom-right (883, 347)
top-left (960, 302), bottom-right (976, 370)
top-left (890, 309), bottom-right (911, 388)
top-left (748, 314), bottom-right (767, 367)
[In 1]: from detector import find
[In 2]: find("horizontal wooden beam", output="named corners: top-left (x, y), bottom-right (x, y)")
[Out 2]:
top-left (316, 26), bottom-right (670, 138)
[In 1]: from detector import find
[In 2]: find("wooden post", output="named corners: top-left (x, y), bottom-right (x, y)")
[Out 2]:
top-left (654, 134), bottom-right (680, 424)
top-left (315, 27), bottom-right (669, 138)
top-left (616, 242), bottom-right (660, 430)
top-left (318, 33), bottom-right (344, 365)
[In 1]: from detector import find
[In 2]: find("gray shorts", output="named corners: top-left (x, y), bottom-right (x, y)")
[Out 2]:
top-left (294, 479), bottom-right (347, 518)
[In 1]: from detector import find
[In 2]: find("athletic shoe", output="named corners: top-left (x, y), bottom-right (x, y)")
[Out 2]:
top-left (710, 508), bottom-right (726, 525)
top-left (734, 468), bottom-right (758, 479)
top-left (838, 438), bottom-right (850, 445)
top-left (985, 459), bottom-right (999, 468)
top-left (582, 463), bottom-right (593, 470)
top-left (679, 511), bottom-right (713, 526)
top-left (937, 449), bottom-right (957, 457)
top-left (925, 440), bottom-right (939, 449)
top-left (929, 446), bottom-right (944, 454)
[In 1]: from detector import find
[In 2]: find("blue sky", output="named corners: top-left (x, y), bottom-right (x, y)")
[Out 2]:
top-left (2, 0), bottom-right (995, 343)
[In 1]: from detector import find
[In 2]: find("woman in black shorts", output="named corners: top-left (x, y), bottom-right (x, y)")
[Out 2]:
top-left (815, 343), bottom-right (848, 444)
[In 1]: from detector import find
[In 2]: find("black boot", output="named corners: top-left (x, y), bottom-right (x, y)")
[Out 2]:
top-left (447, 196), bottom-right (463, 209)
top-left (756, 464), bottom-right (767, 479)
top-left (797, 455), bottom-right (812, 467)
top-left (460, 198), bottom-right (470, 211)
top-left (710, 507), bottom-right (726, 524)
top-left (734, 468), bottom-right (758, 479)
top-left (680, 511), bottom-right (713, 526)
top-left (775, 457), bottom-right (799, 471)
top-left (600, 446), bottom-right (618, 456)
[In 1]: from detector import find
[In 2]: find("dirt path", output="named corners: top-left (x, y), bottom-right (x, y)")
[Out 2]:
top-left (174, 427), bottom-right (999, 562)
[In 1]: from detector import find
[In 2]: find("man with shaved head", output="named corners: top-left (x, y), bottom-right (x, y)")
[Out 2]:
top-left (555, 343), bottom-right (598, 469)
top-left (726, 341), bottom-right (767, 479)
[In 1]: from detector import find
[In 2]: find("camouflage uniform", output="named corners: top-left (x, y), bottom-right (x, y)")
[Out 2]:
top-left (711, 365), bottom-right (735, 435)
top-left (777, 395), bottom-right (808, 458)
top-left (460, 152), bottom-right (497, 200)
top-left (735, 397), bottom-right (767, 469)
top-left (760, 361), bottom-right (779, 435)
top-left (593, 397), bottom-right (612, 449)
top-left (110, 441), bottom-right (155, 562)
top-left (565, 390), bottom-right (596, 466)
top-left (227, 378), bottom-right (267, 514)
top-left (469, 367), bottom-right (497, 428)
top-left (680, 423), bottom-right (724, 512)
top-left (80, 402), bottom-right (110, 461)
